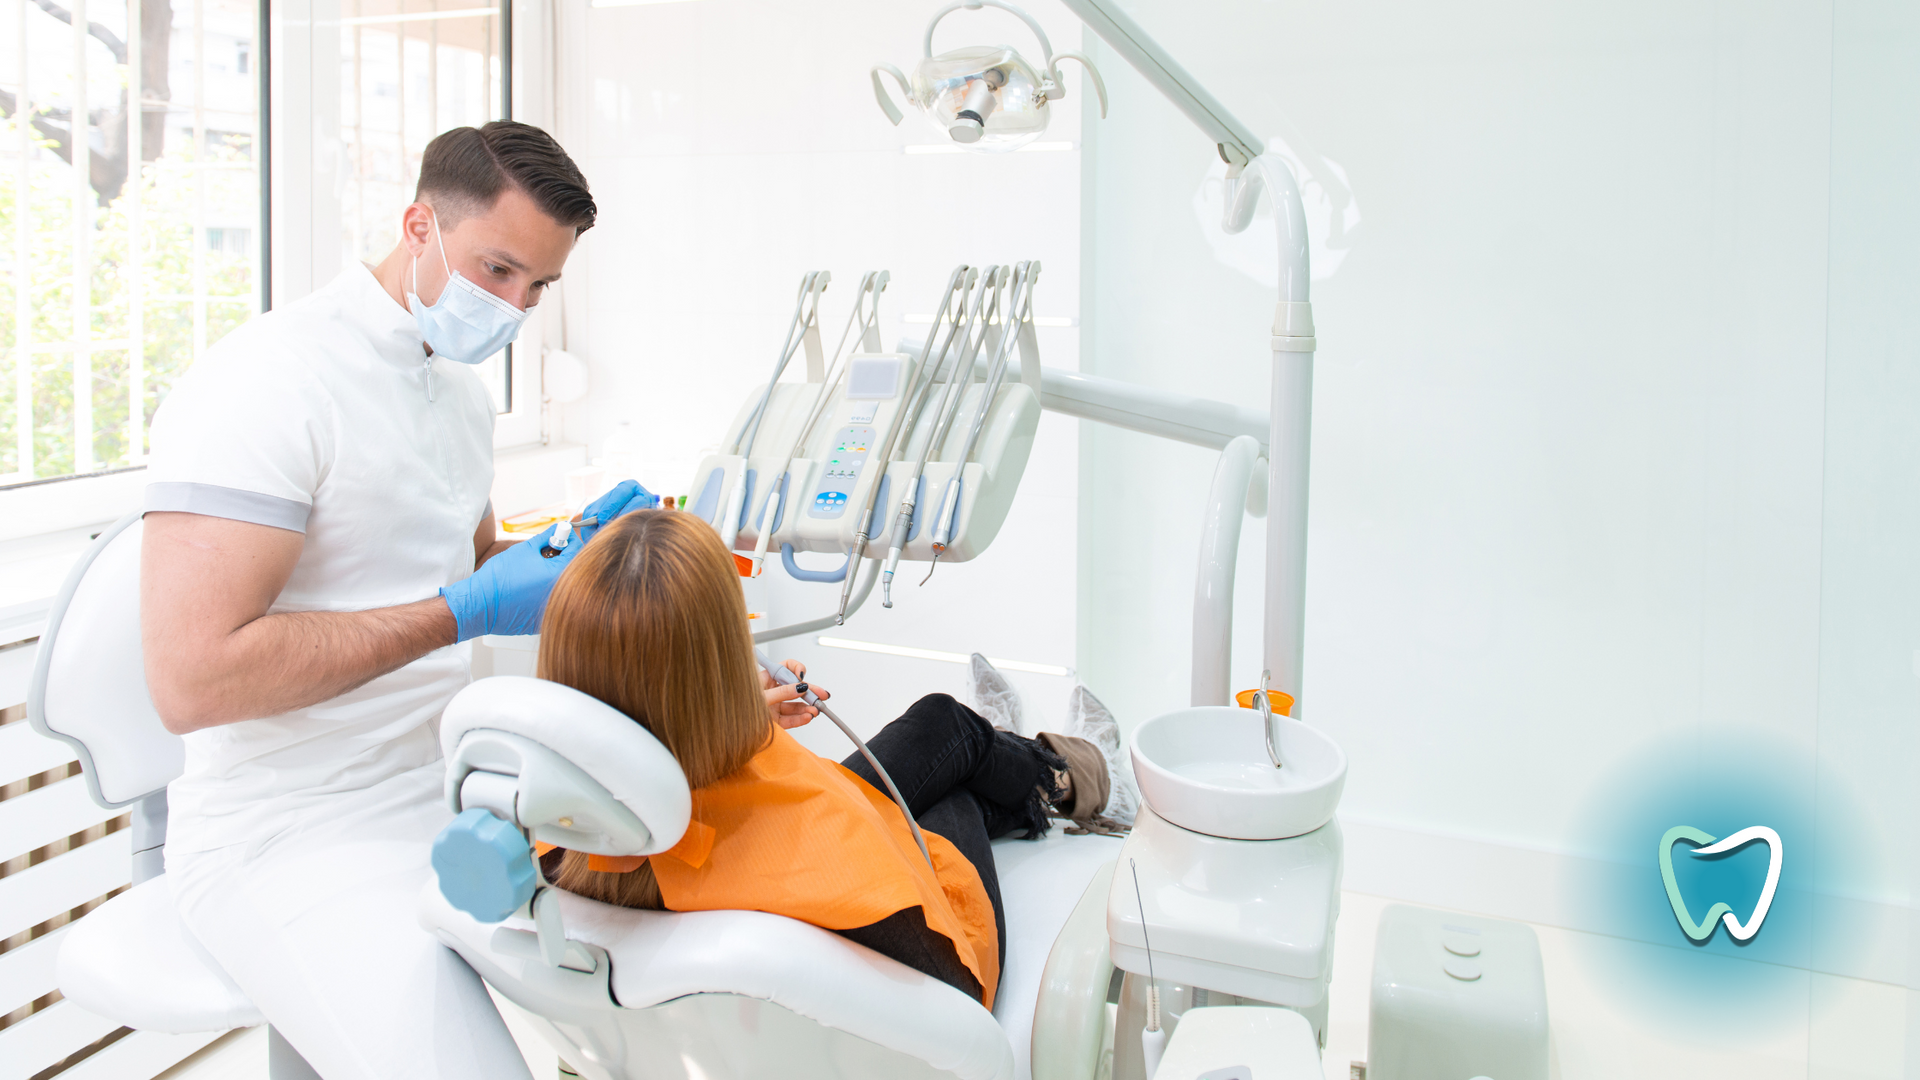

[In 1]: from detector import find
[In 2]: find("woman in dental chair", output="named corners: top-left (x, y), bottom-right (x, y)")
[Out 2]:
top-left (531, 509), bottom-right (1111, 1010)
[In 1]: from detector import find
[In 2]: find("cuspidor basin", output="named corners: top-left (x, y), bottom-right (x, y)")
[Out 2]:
top-left (1130, 705), bottom-right (1347, 840)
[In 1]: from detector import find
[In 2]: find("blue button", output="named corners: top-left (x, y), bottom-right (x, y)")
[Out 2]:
top-left (431, 807), bottom-right (536, 923)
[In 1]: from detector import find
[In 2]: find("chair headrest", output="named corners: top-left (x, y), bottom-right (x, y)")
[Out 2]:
top-left (29, 511), bottom-right (183, 808)
top-left (440, 676), bottom-right (690, 856)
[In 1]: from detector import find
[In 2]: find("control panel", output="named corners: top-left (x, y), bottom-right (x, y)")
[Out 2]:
top-left (809, 423), bottom-right (876, 519)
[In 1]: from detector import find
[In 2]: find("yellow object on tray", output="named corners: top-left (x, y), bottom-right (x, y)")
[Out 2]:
top-left (501, 506), bottom-right (571, 534)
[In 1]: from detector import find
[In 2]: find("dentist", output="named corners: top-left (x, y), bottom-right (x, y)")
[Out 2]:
top-left (139, 122), bottom-right (641, 1079)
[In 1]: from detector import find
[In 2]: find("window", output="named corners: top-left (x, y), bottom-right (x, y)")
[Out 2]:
top-left (337, 0), bottom-right (513, 413)
top-left (1, 0), bottom-right (263, 486)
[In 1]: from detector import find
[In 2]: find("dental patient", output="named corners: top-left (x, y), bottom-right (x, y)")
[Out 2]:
top-left (533, 509), bottom-right (1105, 1009)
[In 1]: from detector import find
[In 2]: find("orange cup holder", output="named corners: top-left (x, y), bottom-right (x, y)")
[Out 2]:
top-left (1234, 688), bottom-right (1296, 715)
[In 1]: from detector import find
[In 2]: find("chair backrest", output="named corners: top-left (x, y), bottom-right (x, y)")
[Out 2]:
top-left (28, 512), bottom-right (184, 809)
top-left (440, 676), bottom-right (691, 855)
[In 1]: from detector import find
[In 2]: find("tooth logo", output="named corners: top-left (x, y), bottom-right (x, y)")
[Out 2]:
top-left (1658, 825), bottom-right (1783, 942)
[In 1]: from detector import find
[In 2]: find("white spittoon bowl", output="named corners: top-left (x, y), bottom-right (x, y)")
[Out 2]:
top-left (1130, 705), bottom-right (1347, 840)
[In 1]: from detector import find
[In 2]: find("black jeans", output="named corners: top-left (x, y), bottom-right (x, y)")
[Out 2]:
top-left (838, 693), bottom-right (1060, 973)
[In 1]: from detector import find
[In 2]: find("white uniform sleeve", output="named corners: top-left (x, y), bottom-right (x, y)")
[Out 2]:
top-left (143, 335), bottom-right (336, 534)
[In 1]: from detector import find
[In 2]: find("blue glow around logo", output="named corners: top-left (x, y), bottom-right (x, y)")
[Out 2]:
top-left (1560, 727), bottom-right (1877, 1036)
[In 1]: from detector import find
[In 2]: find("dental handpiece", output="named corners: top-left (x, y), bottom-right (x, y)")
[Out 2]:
top-left (750, 272), bottom-right (887, 578)
top-left (843, 268), bottom-right (972, 619)
top-left (882, 268), bottom-right (1001, 605)
top-left (754, 648), bottom-right (933, 868)
top-left (721, 272), bottom-right (826, 550)
top-left (881, 303), bottom-right (985, 598)
top-left (539, 514), bottom-right (602, 557)
top-left (931, 263), bottom-right (1035, 556)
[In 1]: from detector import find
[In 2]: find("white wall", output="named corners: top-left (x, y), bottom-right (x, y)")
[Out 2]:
top-left (549, 0), bottom-right (1088, 740)
top-left (1078, 0), bottom-right (1914, 990)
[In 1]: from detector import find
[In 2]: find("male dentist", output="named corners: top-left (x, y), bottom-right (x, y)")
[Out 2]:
top-left (139, 121), bottom-right (642, 1079)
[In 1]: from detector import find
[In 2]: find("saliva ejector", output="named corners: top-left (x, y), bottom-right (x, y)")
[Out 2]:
top-left (755, 648), bottom-right (932, 868)
top-left (871, 0), bottom-right (1107, 151)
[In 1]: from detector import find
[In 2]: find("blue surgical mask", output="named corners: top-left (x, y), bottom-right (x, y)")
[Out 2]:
top-left (406, 212), bottom-right (530, 365)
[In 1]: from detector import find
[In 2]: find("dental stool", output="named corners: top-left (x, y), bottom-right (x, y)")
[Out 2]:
top-left (26, 512), bottom-right (319, 1079)
top-left (422, 675), bottom-right (1124, 1080)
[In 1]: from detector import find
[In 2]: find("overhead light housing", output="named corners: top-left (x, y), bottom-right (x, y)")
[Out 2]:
top-left (871, 0), bottom-right (1107, 153)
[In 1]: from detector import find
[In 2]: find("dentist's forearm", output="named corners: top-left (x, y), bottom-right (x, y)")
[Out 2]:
top-left (150, 598), bottom-right (458, 734)
top-left (143, 511), bottom-right (465, 732)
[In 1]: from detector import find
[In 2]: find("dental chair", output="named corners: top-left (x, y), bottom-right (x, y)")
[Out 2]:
top-left (27, 512), bottom-right (323, 1079)
top-left (422, 675), bottom-right (1124, 1080)
top-left (29, 511), bottom-right (1120, 1080)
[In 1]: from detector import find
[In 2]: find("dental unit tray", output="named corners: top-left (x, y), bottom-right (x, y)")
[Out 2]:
top-left (691, 293), bottom-right (1042, 573)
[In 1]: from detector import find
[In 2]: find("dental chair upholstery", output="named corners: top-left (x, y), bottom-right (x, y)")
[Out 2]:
top-left (424, 676), bottom-right (1121, 1080)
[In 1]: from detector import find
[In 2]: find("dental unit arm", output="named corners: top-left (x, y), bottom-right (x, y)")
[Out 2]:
top-left (691, 260), bottom-right (1040, 645)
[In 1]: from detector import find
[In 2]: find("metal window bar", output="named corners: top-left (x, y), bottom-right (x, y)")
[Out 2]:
top-left (339, 0), bottom-right (511, 410)
top-left (12, 0), bottom-right (31, 482)
top-left (71, 0), bottom-right (92, 475)
top-left (191, 0), bottom-right (207, 371)
top-left (126, 0), bottom-right (143, 463)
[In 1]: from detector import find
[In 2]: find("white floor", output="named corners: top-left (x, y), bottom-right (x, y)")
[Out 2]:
top-left (157, 891), bottom-right (1909, 1080)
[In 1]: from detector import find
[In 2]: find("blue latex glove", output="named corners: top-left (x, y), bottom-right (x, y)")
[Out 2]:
top-left (440, 524), bottom-right (582, 642)
top-left (578, 478), bottom-right (656, 544)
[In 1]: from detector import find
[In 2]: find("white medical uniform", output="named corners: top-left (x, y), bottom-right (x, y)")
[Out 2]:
top-left (145, 263), bottom-right (532, 1080)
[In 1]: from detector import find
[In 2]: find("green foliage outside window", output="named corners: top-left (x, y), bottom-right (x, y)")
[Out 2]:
top-left (0, 117), bottom-right (255, 482)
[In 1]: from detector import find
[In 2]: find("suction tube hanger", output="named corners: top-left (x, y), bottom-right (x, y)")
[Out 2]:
top-left (836, 265), bottom-right (976, 624)
top-left (746, 271), bottom-right (890, 579)
top-left (716, 271), bottom-right (831, 550)
top-left (755, 648), bottom-right (933, 869)
top-left (881, 265), bottom-right (1003, 607)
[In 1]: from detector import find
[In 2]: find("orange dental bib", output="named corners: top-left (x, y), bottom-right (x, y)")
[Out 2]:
top-left (640, 728), bottom-right (999, 1007)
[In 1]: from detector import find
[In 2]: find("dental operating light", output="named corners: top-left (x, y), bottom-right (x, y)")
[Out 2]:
top-left (869, 0), bottom-right (1321, 718)
top-left (872, 0), bottom-right (1107, 151)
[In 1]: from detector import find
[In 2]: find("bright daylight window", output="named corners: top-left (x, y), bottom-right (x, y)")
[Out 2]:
top-left (2, 0), bottom-right (261, 487)
top-left (339, 0), bottom-right (512, 413)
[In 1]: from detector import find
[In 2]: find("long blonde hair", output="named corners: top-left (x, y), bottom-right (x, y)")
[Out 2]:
top-left (536, 510), bottom-right (770, 907)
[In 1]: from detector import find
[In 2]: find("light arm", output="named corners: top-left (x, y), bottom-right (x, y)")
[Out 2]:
top-left (1053, 0), bottom-right (1262, 167)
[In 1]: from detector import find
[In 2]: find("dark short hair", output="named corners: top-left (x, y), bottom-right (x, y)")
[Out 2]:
top-left (416, 120), bottom-right (596, 234)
